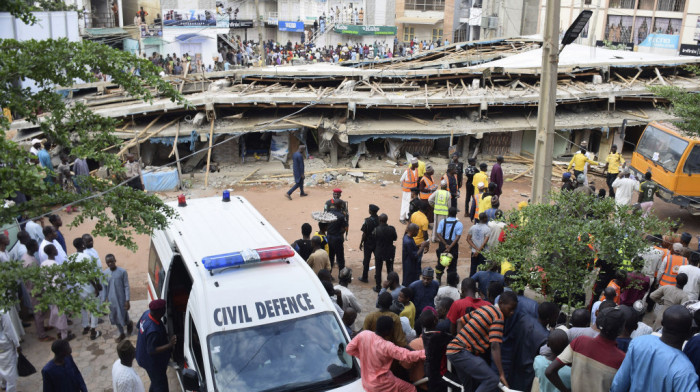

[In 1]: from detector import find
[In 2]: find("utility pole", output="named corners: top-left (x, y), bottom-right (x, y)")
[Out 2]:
top-left (587, 0), bottom-right (601, 46)
top-left (531, 0), bottom-right (560, 203)
top-left (255, 0), bottom-right (263, 65)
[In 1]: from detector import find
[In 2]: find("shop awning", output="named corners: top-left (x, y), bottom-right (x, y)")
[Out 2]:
top-left (175, 34), bottom-right (212, 43)
top-left (395, 16), bottom-right (443, 25)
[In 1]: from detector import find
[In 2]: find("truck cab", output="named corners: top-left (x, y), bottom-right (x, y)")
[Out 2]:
top-left (630, 121), bottom-right (700, 215)
top-left (147, 195), bottom-right (362, 391)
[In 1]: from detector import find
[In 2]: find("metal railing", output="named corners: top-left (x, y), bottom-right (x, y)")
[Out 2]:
top-left (84, 12), bottom-right (117, 28)
top-left (656, 0), bottom-right (685, 12)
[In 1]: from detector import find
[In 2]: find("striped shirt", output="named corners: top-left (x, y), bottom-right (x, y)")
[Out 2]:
top-left (446, 305), bottom-right (504, 355)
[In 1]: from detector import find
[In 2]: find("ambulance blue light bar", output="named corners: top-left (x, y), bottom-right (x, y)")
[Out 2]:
top-left (202, 245), bottom-right (296, 270)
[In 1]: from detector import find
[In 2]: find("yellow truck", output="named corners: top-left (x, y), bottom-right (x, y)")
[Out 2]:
top-left (630, 121), bottom-right (700, 215)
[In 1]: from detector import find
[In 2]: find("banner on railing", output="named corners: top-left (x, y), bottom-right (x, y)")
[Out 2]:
top-left (278, 21), bottom-right (305, 32)
top-left (333, 25), bottom-right (397, 36)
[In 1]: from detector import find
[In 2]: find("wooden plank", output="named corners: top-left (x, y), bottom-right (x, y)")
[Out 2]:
top-left (617, 109), bottom-right (649, 119)
top-left (239, 168), bottom-right (260, 182)
top-left (178, 61), bottom-right (191, 94)
top-left (282, 118), bottom-right (319, 129)
top-left (111, 114), bottom-right (163, 154)
top-left (173, 121), bottom-right (183, 190)
top-left (138, 116), bottom-right (182, 146)
top-left (627, 69), bottom-right (642, 87)
top-left (655, 68), bottom-right (667, 86)
top-left (506, 165), bottom-right (534, 181)
top-left (397, 113), bottom-right (429, 126)
top-left (204, 115), bottom-right (215, 187)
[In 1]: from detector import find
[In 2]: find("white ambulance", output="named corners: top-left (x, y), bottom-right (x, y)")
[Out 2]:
top-left (146, 194), bottom-right (362, 392)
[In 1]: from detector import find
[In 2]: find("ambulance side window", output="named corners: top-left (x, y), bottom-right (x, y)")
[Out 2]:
top-left (149, 244), bottom-right (165, 297)
top-left (189, 316), bottom-right (206, 381)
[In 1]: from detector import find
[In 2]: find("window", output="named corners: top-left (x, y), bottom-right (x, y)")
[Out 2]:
top-left (405, 0), bottom-right (445, 11)
top-left (636, 125), bottom-right (689, 173)
top-left (637, 0), bottom-right (654, 9)
top-left (403, 26), bottom-right (415, 42)
top-left (633, 16), bottom-right (652, 45)
top-left (584, 0), bottom-right (592, 4)
top-left (207, 312), bottom-right (360, 391)
top-left (683, 145), bottom-right (700, 175)
top-left (609, 0), bottom-right (635, 8)
top-left (189, 316), bottom-right (206, 380)
top-left (605, 15), bottom-right (633, 43)
top-left (656, 0), bottom-right (685, 12)
top-left (432, 28), bottom-right (443, 42)
top-left (652, 17), bottom-right (682, 35)
top-left (148, 243), bottom-right (165, 297)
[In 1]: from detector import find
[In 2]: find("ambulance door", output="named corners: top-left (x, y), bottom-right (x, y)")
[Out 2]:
top-left (183, 307), bottom-right (207, 391)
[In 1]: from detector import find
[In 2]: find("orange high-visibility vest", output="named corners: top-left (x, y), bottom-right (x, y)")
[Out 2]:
top-left (659, 254), bottom-right (688, 286)
top-left (419, 175), bottom-right (437, 199)
top-left (402, 168), bottom-right (418, 192)
top-left (599, 281), bottom-right (621, 304)
top-left (473, 192), bottom-right (482, 219)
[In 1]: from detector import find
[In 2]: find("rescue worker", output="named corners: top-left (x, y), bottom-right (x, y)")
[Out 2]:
top-left (359, 204), bottom-right (380, 283)
top-left (435, 207), bottom-right (463, 284)
top-left (469, 182), bottom-right (486, 223)
top-left (419, 165), bottom-right (438, 223)
top-left (400, 158), bottom-right (419, 224)
top-left (464, 158), bottom-right (478, 218)
top-left (443, 164), bottom-right (459, 208)
top-left (658, 243), bottom-right (689, 287)
top-left (567, 147), bottom-right (598, 180)
top-left (472, 163), bottom-right (489, 197)
top-left (135, 299), bottom-right (176, 392)
top-left (324, 188), bottom-right (349, 232)
top-left (429, 180), bottom-right (451, 242)
top-left (604, 144), bottom-right (625, 198)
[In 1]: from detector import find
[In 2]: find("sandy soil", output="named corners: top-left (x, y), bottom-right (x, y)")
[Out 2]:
top-left (57, 156), bottom-right (699, 301)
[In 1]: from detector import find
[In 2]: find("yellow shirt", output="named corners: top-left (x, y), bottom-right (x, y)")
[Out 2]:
top-left (605, 152), bottom-right (625, 174)
top-left (410, 211), bottom-right (429, 246)
top-left (501, 260), bottom-right (514, 275)
top-left (567, 153), bottom-right (597, 171)
top-left (417, 160), bottom-right (426, 178)
top-left (400, 301), bottom-right (416, 328)
top-left (479, 195), bottom-right (492, 213)
top-left (472, 172), bottom-right (488, 190)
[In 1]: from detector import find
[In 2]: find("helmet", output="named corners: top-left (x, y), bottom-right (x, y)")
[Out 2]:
top-left (562, 172), bottom-right (571, 180)
top-left (576, 174), bottom-right (586, 184)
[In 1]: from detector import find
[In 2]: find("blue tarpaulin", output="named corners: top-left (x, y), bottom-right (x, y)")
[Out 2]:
top-left (143, 169), bottom-right (179, 192)
top-left (150, 130), bottom-right (201, 151)
top-left (348, 134), bottom-right (451, 144)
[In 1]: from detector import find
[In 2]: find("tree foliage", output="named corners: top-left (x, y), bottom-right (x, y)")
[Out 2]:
top-left (0, 13), bottom-right (187, 312)
top-left (650, 65), bottom-right (700, 137)
top-left (485, 191), bottom-right (672, 312)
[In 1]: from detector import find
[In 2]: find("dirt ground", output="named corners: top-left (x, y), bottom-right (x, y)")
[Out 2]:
top-left (57, 156), bottom-right (699, 303)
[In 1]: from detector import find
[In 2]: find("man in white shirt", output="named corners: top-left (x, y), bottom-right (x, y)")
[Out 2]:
top-left (678, 253), bottom-right (700, 301)
top-left (335, 268), bottom-right (362, 314)
top-left (71, 238), bottom-right (102, 340)
top-left (24, 218), bottom-right (44, 243)
top-left (0, 235), bottom-right (9, 263)
top-left (38, 226), bottom-right (67, 264)
top-left (0, 311), bottom-right (19, 392)
top-left (112, 340), bottom-right (145, 392)
top-left (612, 169), bottom-right (640, 206)
top-left (82, 234), bottom-right (102, 269)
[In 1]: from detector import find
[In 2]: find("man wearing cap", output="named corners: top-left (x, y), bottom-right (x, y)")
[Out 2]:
top-left (490, 156), bottom-right (504, 196)
top-left (359, 205), bottom-right (380, 283)
top-left (136, 299), bottom-right (177, 392)
top-left (324, 188), bottom-right (349, 232)
top-left (286, 145), bottom-right (308, 200)
top-left (469, 182), bottom-right (486, 223)
top-left (429, 180), bottom-right (451, 242)
top-left (612, 170), bottom-right (639, 207)
top-left (464, 158), bottom-right (478, 217)
top-left (561, 172), bottom-right (575, 192)
top-left (408, 267), bottom-right (440, 319)
top-left (435, 207), bottom-right (462, 283)
top-left (400, 159), bottom-right (419, 224)
top-left (30, 139), bottom-right (42, 156)
top-left (604, 144), bottom-right (625, 198)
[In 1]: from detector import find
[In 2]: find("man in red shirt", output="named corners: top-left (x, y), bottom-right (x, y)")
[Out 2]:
top-left (446, 277), bottom-right (490, 335)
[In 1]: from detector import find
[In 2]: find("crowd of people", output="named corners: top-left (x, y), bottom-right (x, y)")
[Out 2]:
top-left (285, 142), bottom-right (700, 391)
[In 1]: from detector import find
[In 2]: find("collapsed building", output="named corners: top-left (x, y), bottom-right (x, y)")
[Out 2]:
top-left (10, 37), bottom-right (700, 181)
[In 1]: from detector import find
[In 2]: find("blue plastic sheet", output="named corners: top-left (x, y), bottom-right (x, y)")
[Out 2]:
top-left (143, 169), bottom-right (179, 192)
top-left (150, 130), bottom-right (200, 151)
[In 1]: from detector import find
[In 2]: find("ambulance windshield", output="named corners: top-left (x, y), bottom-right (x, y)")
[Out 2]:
top-left (207, 311), bottom-right (359, 392)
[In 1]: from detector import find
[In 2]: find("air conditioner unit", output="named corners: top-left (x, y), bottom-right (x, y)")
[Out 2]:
top-left (481, 16), bottom-right (498, 29)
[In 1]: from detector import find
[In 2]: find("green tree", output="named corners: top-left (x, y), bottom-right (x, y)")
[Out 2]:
top-left (485, 191), bottom-right (672, 314)
top-left (0, 11), bottom-right (186, 313)
top-left (650, 65), bottom-right (700, 137)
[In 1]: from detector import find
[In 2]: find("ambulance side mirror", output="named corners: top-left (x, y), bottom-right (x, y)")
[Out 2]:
top-left (182, 368), bottom-right (200, 391)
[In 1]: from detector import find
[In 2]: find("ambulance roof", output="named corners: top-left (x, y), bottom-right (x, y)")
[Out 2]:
top-left (161, 195), bottom-right (336, 333)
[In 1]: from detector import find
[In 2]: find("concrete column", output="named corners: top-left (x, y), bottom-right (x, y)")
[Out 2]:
top-left (330, 139), bottom-right (338, 166)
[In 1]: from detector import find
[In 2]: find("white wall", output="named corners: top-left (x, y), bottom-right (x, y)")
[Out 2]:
top-left (161, 26), bottom-right (221, 68)
top-left (0, 11), bottom-right (80, 41)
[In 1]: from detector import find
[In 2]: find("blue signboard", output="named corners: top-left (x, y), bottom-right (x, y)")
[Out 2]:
top-left (278, 21), bottom-right (305, 32)
top-left (638, 33), bottom-right (679, 50)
